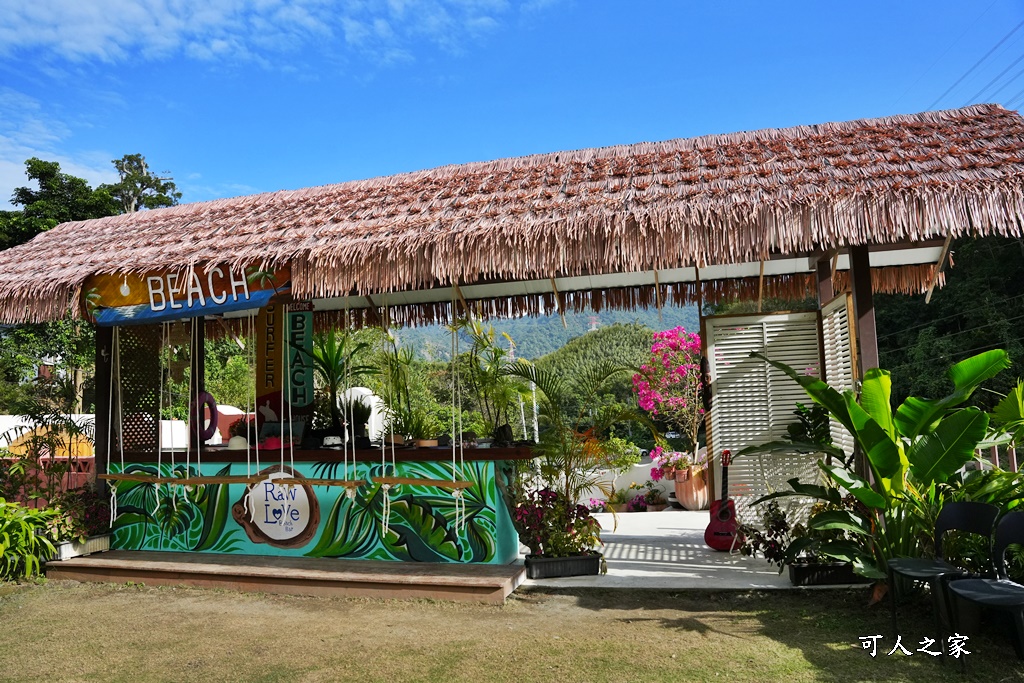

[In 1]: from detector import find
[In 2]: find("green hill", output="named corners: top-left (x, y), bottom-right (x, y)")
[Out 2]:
top-left (395, 305), bottom-right (698, 360)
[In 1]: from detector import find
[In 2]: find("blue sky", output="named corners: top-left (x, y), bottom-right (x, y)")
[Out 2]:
top-left (2, 0), bottom-right (1024, 210)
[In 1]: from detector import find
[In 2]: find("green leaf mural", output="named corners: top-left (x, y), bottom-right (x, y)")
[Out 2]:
top-left (110, 458), bottom-right (510, 563)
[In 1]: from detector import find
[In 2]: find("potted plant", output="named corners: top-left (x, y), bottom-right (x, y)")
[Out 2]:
top-left (46, 485), bottom-right (112, 561)
top-left (605, 484), bottom-right (637, 512)
top-left (642, 481), bottom-right (668, 511)
top-left (738, 499), bottom-right (870, 585)
top-left (511, 487), bottom-right (603, 579)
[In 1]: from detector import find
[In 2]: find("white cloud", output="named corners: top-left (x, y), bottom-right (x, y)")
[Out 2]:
top-left (0, 0), bottom-right (556, 66)
top-left (0, 88), bottom-right (119, 209)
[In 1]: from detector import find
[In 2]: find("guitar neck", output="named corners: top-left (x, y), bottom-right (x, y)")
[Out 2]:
top-left (720, 451), bottom-right (730, 501)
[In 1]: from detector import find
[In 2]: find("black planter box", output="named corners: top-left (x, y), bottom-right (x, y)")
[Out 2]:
top-left (788, 561), bottom-right (871, 586)
top-left (524, 553), bottom-right (602, 579)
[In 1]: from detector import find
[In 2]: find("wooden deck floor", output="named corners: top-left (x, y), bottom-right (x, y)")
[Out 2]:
top-left (46, 551), bottom-right (526, 604)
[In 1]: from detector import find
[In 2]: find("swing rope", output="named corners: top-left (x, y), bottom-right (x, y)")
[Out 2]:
top-left (451, 286), bottom-right (467, 531)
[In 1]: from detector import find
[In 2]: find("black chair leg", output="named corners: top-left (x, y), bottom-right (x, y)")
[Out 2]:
top-left (949, 590), bottom-right (966, 674)
top-left (888, 567), bottom-right (899, 638)
top-left (1013, 610), bottom-right (1024, 660)
top-left (928, 578), bottom-right (947, 666)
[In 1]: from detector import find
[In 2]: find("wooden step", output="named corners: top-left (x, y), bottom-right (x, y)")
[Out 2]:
top-left (46, 551), bottom-right (525, 605)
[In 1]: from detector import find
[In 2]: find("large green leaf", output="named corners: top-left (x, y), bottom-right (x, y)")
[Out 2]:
top-left (734, 440), bottom-right (847, 463)
top-left (992, 380), bottom-right (1024, 440)
top-left (752, 353), bottom-right (855, 436)
top-left (818, 463), bottom-right (886, 509)
top-left (387, 496), bottom-right (461, 562)
top-left (949, 349), bottom-right (1010, 393)
top-left (808, 509), bottom-right (871, 535)
top-left (306, 487), bottom-right (382, 558)
top-left (846, 396), bottom-right (903, 481)
top-left (895, 350), bottom-right (1009, 438)
top-left (859, 369), bottom-right (896, 444)
top-left (908, 407), bottom-right (990, 487)
top-left (192, 465), bottom-right (233, 551)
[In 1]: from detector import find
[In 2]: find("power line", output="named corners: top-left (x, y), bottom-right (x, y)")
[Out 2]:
top-left (987, 62), bottom-right (1024, 102)
top-left (893, 0), bottom-right (998, 109)
top-left (928, 18), bottom-right (1024, 110)
top-left (882, 310), bottom-right (1024, 355)
top-left (965, 51), bottom-right (1024, 105)
top-left (876, 290), bottom-right (1024, 341)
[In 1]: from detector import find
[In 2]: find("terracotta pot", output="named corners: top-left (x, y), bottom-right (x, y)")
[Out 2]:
top-left (674, 466), bottom-right (709, 510)
top-left (647, 504), bottom-right (668, 512)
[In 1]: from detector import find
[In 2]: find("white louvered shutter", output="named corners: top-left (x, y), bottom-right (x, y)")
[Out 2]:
top-left (705, 311), bottom-right (822, 522)
top-left (821, 294), bottom-right (857, 463)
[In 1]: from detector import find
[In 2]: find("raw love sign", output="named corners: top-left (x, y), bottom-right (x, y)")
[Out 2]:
top-left (82, 266), bottom-right (290, 325)
top-left (231, 466), bottom-right (320, 548)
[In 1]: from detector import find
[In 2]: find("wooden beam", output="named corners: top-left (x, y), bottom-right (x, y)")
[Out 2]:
top-left (924, 233), bottom-right (953, 304)
top-left (849, 245), bottom-right (879, 376)
top-left (550, 278), bottom-right (567, 329)
top-left (190, 317), bottom-right (206, 450)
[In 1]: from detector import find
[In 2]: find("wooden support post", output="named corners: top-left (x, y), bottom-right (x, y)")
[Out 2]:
top-left (991, 445), bottom-right (1000, 469)
top-left (550, 278), bottom-right (567, 329)
top-left (190, 316), bottom-right (206, 449)
top-left (1010, 445), bottom-right (1018, 473)
top-left (816, 257), bottom-right (834, 305)
top-left (849, 245), bottom-right (879, 376)
top-left (94, 325), bottom-right (113, 491)
top-left (756, 260), bottom-right (765, 313)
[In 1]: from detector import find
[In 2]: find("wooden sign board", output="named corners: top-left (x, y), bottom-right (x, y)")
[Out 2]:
top-left (83, 266), bottom-right (290, 326)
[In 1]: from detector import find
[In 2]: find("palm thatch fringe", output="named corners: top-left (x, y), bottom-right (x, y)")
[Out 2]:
top-left (0, 105), bottom-right (1015, 323)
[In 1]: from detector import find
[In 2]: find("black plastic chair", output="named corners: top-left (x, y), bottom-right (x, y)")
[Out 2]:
top-left (888, 501), bottom-right (999, 663)
top-left (948, 510), bottom-right (1024, 661)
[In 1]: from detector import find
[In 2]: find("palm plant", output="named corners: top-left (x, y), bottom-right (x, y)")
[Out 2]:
top-left (308, 329), bottom-right (377, 433)
top-left (456, 319), bottom-right (526, 438)
top-left (503, 360), bottom-right (658, 506)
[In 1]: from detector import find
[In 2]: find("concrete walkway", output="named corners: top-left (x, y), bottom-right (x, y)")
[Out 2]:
top-left (523, 509), bottom-right (793, 590)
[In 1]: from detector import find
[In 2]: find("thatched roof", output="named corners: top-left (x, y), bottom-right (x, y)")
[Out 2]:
top-left (2, 103), bottom-right (1023, 324)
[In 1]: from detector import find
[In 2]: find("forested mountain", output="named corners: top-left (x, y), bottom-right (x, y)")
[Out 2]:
top-left (395, 305), bottom-right (699, 360)
top-left (876, 236), bottom-right (1024, 409)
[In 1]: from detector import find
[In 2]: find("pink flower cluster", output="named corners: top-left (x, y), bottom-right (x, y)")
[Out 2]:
top-left (649, 447), bottom-right (693, 480)
top-left (632, 327), bottom-right (705, 446)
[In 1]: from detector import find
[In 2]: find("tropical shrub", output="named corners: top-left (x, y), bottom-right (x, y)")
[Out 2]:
top-left (511, 487), bottom-right (601, 557)
top-left (0, 498), bottom-right (58, 580)
top-left (738, 350), bottom-right (1012, 580)
top-left (632, 326), bottom-right (704, 451)
top-left (47, 485), bottom-right (110, 543)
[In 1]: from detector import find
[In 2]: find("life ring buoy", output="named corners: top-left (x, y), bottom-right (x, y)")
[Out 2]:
top-left (192, 391), bottom-right (219, 442)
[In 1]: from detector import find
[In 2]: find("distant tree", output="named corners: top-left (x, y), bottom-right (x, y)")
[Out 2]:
top-left (100, 153), bottom-right (181, 214)
top-left (0, 153), bottom-right (180, 410)
top-left (876, 236), bottom-right (1024, 410)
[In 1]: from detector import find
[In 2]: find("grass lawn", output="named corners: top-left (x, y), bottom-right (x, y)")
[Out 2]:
top-left (1, 581), bottom-right (1022, 682)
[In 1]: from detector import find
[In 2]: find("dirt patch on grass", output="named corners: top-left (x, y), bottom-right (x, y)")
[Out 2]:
top-left (0, 582), bottom-right (1019, 683)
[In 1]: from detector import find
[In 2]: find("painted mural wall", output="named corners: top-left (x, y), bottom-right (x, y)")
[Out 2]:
top-left (108, 460), bottom-right (518, 564)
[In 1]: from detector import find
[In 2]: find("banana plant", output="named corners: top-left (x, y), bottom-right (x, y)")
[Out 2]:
top-left (737, 349), bottom-right (1011, 579)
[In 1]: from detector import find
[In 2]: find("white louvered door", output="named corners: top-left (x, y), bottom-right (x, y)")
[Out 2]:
top-left (821, 294), bottom-right (857, 464)
top-left (705, 311), bottom-right (823, 522)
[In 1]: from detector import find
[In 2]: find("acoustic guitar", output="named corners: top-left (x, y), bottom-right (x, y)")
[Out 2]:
top-left (704, 449), bottom-right (742, 551)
